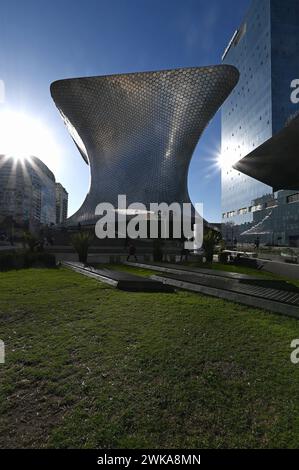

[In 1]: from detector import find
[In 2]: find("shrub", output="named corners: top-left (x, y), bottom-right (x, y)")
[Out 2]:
top-left (0, 251), bottom-right (56, 271)
top-left (39, 252), bottom-right (56, 268)
top-left (23, 231), bottom-right (39, 252)
top-left (218, 252), bottom-right (229, 264)
top-left (0, 252), bottom-right (16, 271)
top-left (71, 231), bottom-right (93, 264)
top-left (153, 239), bottom-right (164, 262)
top-left (24, 252), bottom-right (56, 268)
top-left (203, 229), bottom-right (222, 263)
top-left (233, 256), bottom-right (259, 269)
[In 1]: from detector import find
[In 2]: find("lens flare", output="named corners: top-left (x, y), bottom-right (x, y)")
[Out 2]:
top-left (0, 108), bottom-right (60, 170)
top-left (217, 150), bottom-right (241, 170)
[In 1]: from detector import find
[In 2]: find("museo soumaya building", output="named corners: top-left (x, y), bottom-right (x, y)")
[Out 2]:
top-left (221, 0), bottom-right (299, 247)
top-left (51, 65), bottom-right (239, 229)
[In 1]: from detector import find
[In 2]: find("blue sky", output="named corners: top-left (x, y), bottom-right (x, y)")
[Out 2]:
top-left (0, 0), bottom-right (250, 221)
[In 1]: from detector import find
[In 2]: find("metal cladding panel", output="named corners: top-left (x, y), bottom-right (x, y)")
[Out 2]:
top-left (51, 66), bottom-right (239, 226)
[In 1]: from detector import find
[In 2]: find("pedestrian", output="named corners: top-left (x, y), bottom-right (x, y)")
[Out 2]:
top-left (255, 236), bottom-right (260, 249)
top-left (127, 243), bottom-right (137, 262)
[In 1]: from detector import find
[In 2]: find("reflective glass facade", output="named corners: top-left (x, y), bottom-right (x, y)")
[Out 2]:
top-left (0, 155), bottom-right (56, 227)
top-left (221, 0), bottom-right (299, 246)
top-left (55, 183), bottom-right (68, 224)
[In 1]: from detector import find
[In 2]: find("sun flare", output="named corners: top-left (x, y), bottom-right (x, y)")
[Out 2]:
top-left (217, 150), bottom-right (241, 171)
top-left (0, 108), bottom-right (60, 170)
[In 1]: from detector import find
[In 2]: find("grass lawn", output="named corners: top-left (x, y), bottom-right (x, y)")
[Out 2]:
top-left (0, 267), bottom-right (299, 449)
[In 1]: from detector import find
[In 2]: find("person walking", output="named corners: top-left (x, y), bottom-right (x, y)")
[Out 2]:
top-left (127, 243), bottom-right (137, 262)
top-left (254, 236), bottom-right (260, 250)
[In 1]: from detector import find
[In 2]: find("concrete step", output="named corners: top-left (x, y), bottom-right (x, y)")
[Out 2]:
top-left (124, 261), bottom-right (299, 318)
top-left (62, 261), bottom-right (174, 293)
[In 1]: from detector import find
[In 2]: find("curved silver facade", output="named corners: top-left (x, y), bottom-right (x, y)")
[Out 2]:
top-left (51, 66), bottom-right (239, 226)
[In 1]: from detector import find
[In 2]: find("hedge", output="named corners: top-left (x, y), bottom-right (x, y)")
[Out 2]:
top-left (0, 251), bottom-right (56, 271)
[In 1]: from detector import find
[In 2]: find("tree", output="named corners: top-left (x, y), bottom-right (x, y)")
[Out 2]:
top-left (23, 231), bottom-right (39, 252)
top-left (71, 231), bottom-right (93, 264)
top-left (153, 238), bottom-right (164, 262)
top-left (203, 229), bottom-right (222, 263)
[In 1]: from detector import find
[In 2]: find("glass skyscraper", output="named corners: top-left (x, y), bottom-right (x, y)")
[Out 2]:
top-left (0, 155), bottom-right (56, 229)
top-left (221, 0), bottom-right (299, 246)
top-left (55, 183), bottom-right (68, 225)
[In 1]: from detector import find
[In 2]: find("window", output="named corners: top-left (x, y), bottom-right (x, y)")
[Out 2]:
top-left (287, 193), bottom-right (299, 204)
top-left (251, 204), bottom-right (263, 212)
top-left (238, 207), bottom-right (248, 215)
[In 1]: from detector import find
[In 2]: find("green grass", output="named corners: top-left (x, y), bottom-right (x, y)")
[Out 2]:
top-left (0, 267), bottom-right (299, 449)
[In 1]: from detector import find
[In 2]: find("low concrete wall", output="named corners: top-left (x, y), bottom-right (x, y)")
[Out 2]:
top-left (261, 260), bottom-right (299, 281)
top-left (151, 275), bottom-right (299, 319)
top-left (55, 252), bottom-right (154, 264)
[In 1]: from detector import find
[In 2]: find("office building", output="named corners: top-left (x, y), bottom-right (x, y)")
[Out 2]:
top-left (55, 183), bottom-right (68, 224)
top-left (0, 155), bottom-right (56, 228)
top-left (221, 0), bottom-right (299, 246)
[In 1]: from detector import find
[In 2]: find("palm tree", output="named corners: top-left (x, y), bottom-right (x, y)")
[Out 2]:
top-left (203, 229), bottom-right (222, 263)
top-left (23, 231), bottom-right (38, 252)
top-left (71, 231), bottom-right (93, 264)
